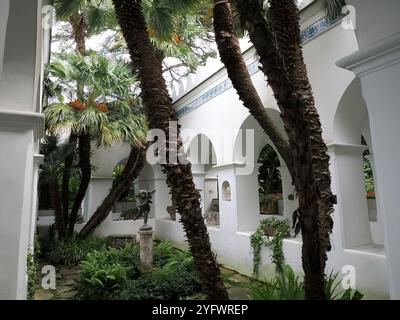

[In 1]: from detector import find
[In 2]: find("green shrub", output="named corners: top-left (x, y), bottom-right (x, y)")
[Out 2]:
top-left (153, 241), bottom-right (176, 267)
top-left (274, 265), bottom-right (304, 300)
top-left (76, 241), bottom-right (201, 300)
top-left (77, 243), bottom-right (140, 299)
top-left (249, 265), bottom-right (304, 300)
top-left (27, 235), bottom-right (41, 299)
top-left (27, 252), bottom-right (39, 299)
top-left (49, 235), bottom-right (108, 266)
top-left (249, 265), bottom-right (364, 300)
top-left (325, 271), bottom-right (364, 300)
top-left (120, 256), bottom-right (201, 300)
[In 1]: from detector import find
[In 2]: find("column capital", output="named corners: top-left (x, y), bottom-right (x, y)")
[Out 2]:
top-left (213, 162), bottom-right (262, 170)
top-left (90, 176), bottom-right (114, 180)
top-left (0, 109), bottom-right (43, 129)
top-left (327, 142), bottom-right (367, 154)
top-left (33, 154), bottom-right (44, 165)
top-left (336, 32), bottom-right (400, 77)
top-left (192, 171), bottom-right (207, 177)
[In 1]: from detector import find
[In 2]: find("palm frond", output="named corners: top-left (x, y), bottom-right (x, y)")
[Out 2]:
top-left (321, 0), bottom-right (346, 21)
top-left (54, 0), bottom-right (83, 19)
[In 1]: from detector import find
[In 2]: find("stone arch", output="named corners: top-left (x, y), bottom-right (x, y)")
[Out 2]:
top-left (91, 143), bottom-right (131, 178)
top-left (232, 111), bottom-right (296, 231)
top-left (186, 134), bottom-right (220, 226)
top-left (233, 110), bottom-right (287, 167)
top-left (333, 77), bottom-right (383, 248)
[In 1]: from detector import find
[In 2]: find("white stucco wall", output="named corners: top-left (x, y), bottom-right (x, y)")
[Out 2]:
top-left (0, 0), bottom-right (47, 299)
top-left (0, 0), bottom-right (10, 80)
top-left (86, 0), bottom-right (394, 299)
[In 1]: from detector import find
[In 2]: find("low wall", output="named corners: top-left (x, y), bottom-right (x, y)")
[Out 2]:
top-left (75, 215), bottom-right (155, 238)
top-left (155, 217), bottom-right (388, 299)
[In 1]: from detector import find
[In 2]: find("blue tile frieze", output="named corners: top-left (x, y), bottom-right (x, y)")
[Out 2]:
top-left (175, 16), bottom-right (340, 119)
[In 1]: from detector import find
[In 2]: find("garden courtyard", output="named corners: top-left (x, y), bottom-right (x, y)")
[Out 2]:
top-left (1, 0), bottom-right (400, 302)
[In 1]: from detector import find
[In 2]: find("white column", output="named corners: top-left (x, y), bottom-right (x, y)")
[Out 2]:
top-left (330, 143), bottom-right (372, 248)
top-left (337, 32), bottom-right (400, 298)
top-left (215, 163), bottom-right (260, 233)
top-left (152, 177), bottom-right (171, 220)
top-left (192, 165), bottom-right (206, 213)
top-left (214, 164), bottom-right (238, 234)
top-left (83, 177), bottom-right (114, 221)
top-left (0, 112), bottom-right (42, 300)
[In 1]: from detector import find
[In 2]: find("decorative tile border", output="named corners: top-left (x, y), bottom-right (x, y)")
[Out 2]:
top-left (176, 15), bottom-right (341, 119)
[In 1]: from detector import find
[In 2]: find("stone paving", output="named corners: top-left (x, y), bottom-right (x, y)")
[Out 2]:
top-left (34, 264), bottom-right (252, 300)
top-left (34, 265), bottom-right (80, 300)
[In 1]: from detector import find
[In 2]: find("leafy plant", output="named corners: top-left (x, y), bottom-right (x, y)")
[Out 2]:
top-left (75, 240), bottom-right (201, 300)
top-left (249, 265), bottom-right (304, 300)
top-left (119, 252), bottom-right (200, 300)
top-left (27, 235), bottom-right (41, 299)
top-left (250, 218), bottom-right (290, 275)
top-left (274, 265), bottom-right (304, 300)
top-left (153, 241), bottom-right (176, 267)
top-left (249, 265), bottom-right (364, 300)
top-left (325, 271), bottom-right (364, 300)
top-left (78, 249), bottom-right (132, 299)
top-left (49, 235), bottom-right (108, 266)
top-left (363, 157), bottom-right (375, 193)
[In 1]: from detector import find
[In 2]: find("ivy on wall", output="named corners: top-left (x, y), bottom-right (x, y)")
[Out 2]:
top-left (250, 218), bottom-right (290, 275)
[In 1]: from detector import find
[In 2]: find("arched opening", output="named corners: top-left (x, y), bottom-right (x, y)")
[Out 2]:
top-left (110, 158), bottom-right (137, 221)
top-left (111, 161), bottom-right (155, 221)
top-left (333, 78), bottom-right (384, 249)
top-left (233, 112), bottom-right (296, 232)
top-left (187, 134), bottom-right (219, 226)
top-left (258, 144), bottom-right (283, 216)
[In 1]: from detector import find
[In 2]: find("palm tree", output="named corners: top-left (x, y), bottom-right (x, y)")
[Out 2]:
top-left (40, 135), bottom-right (73, 238)
top-left (212, 0), bottom-right (294, 177)
top-left (108, 14), bottom-right (216, 85)
top-left (112, 0), bottom-right (228, 299)
top-left (232, 0), bottom-right (336, 299)
top-left (52, 1), bottom-right (119, 235)
top-left (45, 52), bottom-right (148, 236)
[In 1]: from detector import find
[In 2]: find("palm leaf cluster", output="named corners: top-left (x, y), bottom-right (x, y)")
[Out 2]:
top-left (53, 0), bottom-right (216, 85)
top-left (45, 53), bottom-right (148, 148)
top-left (321, 0), bottom-right (347, 20)
top-left (54, 0), bottom-right (118, 34)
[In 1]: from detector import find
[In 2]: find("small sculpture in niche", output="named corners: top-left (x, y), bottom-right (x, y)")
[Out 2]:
top-left (222, 181), bottom-right (231, 201)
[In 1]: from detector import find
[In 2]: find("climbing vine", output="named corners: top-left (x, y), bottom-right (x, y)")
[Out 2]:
top-left (250, 218), bottom-right (290, 275)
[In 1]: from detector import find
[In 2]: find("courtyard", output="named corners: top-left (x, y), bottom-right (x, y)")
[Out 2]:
top-left (1, 0), bottom-right (400, 303)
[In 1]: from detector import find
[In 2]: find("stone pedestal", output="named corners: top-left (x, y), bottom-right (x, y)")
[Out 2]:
top-left (139, 225), bottom-right (154, 273)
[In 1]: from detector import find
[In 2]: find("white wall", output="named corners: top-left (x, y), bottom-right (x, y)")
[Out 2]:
top-left (0, 0), bottom-right (10, 80)
top-left (0, 0), bottom-right (45, 299)
top-left (90, 2), bottom-right (391, 299)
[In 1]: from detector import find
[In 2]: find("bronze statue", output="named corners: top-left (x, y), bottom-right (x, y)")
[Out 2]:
top-left (121, 189), bottom-right (155, 224)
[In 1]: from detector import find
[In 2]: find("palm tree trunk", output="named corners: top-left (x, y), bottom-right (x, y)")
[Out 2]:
top-left (68, 132), bottom-right (92, 236)
top-left (234, 0), bottom-right (333, 299)
top-left (112, 0), bottom-right (228, 300)
top-left (61, 133), bottom-right (78, 230)
top-left (213, 1), bottom-right (293, 176)
top-left (66, 13), bottom-right (91, 236)
top-left (69, 13), bottom-right (86, 55)
top-left (48, 177), bottom-right (65, 238)
top-left (269, 0), bottom-right (335, 300)
top-left (79, 146), bottom-right (146, 238)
